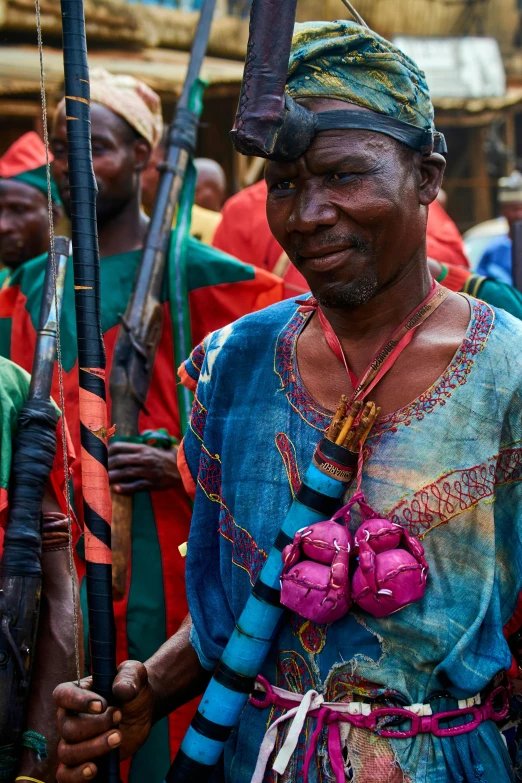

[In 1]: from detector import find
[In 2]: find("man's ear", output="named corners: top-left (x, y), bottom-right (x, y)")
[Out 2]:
top-left (134, 139), bottom-right (152, 173)
top-left (418, 153), bottom-right (446, 206)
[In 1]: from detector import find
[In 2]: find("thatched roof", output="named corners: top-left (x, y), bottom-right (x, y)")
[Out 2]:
top-left (0, 44), bottom-right (245, 99)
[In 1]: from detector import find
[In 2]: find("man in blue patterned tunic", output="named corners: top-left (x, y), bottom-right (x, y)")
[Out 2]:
top-left (54, 20), bottom-right (522, 783)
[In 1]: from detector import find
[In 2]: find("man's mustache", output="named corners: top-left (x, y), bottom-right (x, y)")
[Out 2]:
top-left (289, 234), bottom-right (370, 266)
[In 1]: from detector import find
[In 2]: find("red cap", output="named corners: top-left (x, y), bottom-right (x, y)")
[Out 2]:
top-left (0, 132), bottom-right (53, 178)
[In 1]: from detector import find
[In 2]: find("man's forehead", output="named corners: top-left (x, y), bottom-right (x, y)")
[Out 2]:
top-left (267, 128), bottom-right (393, 175)
top-left (52, 101), bottom-right (123, 138)
top-left (0, 178), bottom-right (42, 202)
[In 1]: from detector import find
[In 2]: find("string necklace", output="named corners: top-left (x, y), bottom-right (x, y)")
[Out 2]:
top-left (299, 279), bottom-right (449, 408)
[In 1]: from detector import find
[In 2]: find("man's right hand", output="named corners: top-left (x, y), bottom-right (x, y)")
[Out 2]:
top-left (54, 660), bottom-right (154, 782)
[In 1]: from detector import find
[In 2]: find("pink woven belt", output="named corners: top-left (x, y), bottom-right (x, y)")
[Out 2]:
top-left (249, 675), bottom-right (510, 783)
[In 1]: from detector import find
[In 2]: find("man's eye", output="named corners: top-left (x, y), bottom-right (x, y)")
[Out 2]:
top-left (329, 172), bottom-right (354, 183)
top-left (274, 181), bottom-right (296, 191)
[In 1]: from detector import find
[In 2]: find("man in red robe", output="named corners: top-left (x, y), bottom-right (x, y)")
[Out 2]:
top-left (0, 132), bottom-right (63, 277)
top-left (0, 72), bottom-right (282, 783)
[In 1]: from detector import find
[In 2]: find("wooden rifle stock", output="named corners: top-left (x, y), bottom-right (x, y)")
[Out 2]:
top-left (0, 238), bottom-right (68, 771)
top-left (109, 0), bottom-right (216, 600)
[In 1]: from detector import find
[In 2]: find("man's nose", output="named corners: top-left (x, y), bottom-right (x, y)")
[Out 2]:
top-left (286, 181), bottom-right (338, 234)
top-left (0, 211), bottom-right (14, 234)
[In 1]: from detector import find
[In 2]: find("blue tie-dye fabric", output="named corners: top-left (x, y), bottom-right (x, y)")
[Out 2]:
top-left (181, 295), bottom-right (522, 782)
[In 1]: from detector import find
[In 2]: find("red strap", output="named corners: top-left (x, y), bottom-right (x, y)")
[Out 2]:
top-left (317, 307), bottom-right (358, 388)
top-left (302, 280), bottom-right (449, 404)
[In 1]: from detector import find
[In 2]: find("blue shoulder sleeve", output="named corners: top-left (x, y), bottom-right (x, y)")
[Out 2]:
top-left (181, 327), bottom-right (237, 670)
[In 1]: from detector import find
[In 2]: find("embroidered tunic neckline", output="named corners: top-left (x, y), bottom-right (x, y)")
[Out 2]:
top-left (274, 295), bottom-right (495, 435)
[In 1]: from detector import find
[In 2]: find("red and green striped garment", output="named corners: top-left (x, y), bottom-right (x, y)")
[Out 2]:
top-left (0, 236), bottom-right (283, 783)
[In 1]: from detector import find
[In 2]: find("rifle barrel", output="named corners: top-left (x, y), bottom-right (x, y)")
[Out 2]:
top-left (29, 236), bottom-right (69, 401)
top-left (130, 0), bottom-right (216, 316)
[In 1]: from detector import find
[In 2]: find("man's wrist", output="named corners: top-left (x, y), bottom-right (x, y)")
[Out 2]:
top-left (144, 660), bottom-right (164, 725)
top-left (143, 616), bottom-right (209, 723)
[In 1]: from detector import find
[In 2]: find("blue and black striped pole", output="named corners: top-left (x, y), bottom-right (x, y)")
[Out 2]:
top-left (59, 0), bottom-right (119, 780)
top-left (166, 437), bottom-right (357, 781)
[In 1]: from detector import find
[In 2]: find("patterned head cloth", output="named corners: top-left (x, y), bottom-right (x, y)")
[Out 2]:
top-left (0, 131), bottom-right (61, 203)
top-left (56, 68), bottom-right (164, 149)
top-left (498, 170), bottom-right (522, 204)
top-left (286, 21), bottom-right (434, 131)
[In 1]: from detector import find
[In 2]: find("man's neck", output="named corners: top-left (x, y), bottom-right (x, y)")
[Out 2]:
top-left (319, 257), bottom-right (433, 350)
top-left (97, 197), bottom-right (149, 258)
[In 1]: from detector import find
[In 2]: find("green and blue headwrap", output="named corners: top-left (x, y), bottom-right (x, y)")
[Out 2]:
top-left (287, 21), bottom-right (434, 131)
top-left (9, 165), bottom-right (62, 206)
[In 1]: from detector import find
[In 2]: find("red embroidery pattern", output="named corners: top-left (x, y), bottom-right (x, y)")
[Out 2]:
top-left (277, 649), bottom-right (315, 693)
top-left (275, 300), bottom-right (493, 438)
top-left (274, 311), bottom-right (330, 431)
top-left (325, 670), bottom-right (402, 703)
top-left (299, 621), bottom-right (327, 655)
top-left (197, 446), bottom-right (267, 585)
top-left (388, 445), bottom-right (522, 538)
top-left (371, 299), bottom-right (494, 442)
top-left (189, 340), bottom-right (206, 377)
top-left (189, 394), bottom-right (207, 443)
top-left (275, 432), bottom-right (301, 497)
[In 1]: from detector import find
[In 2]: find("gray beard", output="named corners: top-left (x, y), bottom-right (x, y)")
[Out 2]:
top-left (314, 267), bottom-right (379, 310)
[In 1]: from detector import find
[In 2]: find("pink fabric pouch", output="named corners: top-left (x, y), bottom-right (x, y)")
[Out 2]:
top-left (280, 520), bottom-right (352, 624)
top-left (280, 491), bottom-right (429, 623)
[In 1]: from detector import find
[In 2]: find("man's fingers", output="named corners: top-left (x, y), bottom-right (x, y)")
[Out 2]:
top-left (108, 442), bottom-right (146, 454)
top-left (60, 706), bottom-right (122, 743)
top-left (57, 729), bottom-right (122, 767)
top-left (108, 464), bottom-right (147, 483)
top-left (111, 480), bottom-right (150, 495)
top-left (108, 453), bottom-right (145, 471)
top-left (113, 660), bottom-right (149, 702)
top-left (57, 761), bottom-right (98, 783)
top-left (54, 681), bottom-right (107, 715)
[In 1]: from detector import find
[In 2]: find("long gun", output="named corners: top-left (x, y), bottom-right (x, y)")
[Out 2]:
top-left (109, 0), bottom-right (216, 600)
top-left (0, 237), bottom-right (68, 777)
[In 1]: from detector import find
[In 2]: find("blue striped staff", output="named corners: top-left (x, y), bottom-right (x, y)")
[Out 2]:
top-left (166, 413), bottom-right (361, 781)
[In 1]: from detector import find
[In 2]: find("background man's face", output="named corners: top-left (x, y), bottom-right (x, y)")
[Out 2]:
top-left (51, 102), bottom-right (146, 225)
top-left (265, 98), bottom-right (432, 310)
top-left (141, 142), bottom-right (163, 214)
top-left (0, 179), bottom-right (49, 269)
top-left (194, 163), bottom-right (225, 213)
top-left (502, 202), bottom-right (522, 238)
